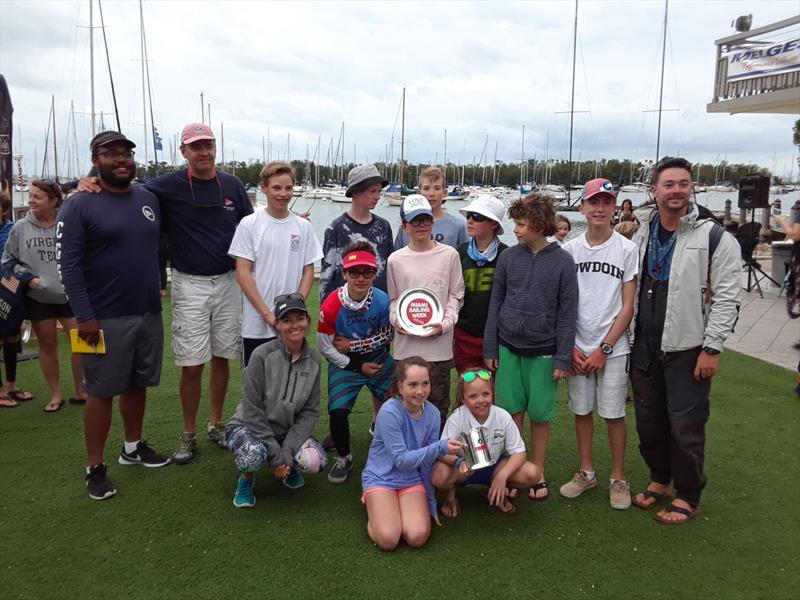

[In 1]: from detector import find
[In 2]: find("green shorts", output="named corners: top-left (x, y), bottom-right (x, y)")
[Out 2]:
top-left (495, 345), bottom-right (557, 423)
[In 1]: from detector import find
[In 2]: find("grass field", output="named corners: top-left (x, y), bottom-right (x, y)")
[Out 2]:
top-left (1, 284), bottom-right (798, 599)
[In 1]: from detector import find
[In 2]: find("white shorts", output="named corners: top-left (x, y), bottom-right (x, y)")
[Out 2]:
top-left (171, 270), bottom-right (242, 367)
top-left (568, 354), bottom-right (630, 419)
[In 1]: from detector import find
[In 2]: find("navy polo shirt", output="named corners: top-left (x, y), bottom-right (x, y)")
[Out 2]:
top-left (145, 170), bottom-right (253, 276)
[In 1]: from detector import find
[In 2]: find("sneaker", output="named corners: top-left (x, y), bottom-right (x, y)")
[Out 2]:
top-left (327, 454), bottom-right (353, 484)
top-left (559, 471), bottom-right (598, 499)
top-left (282, 468), bottom-right (305, 489)
top-left (172, 433), bottom-right (197, 465)
top-left (233, 475), bottom-right (255, 508)
top-left (609, 479), bottom-right (632, 510)
top-left (85, 463), bottom-right (117, 501)
top-left (118, 439), bottom-right (171, 468)
top-left (207, 422), bottom-right (228, 449)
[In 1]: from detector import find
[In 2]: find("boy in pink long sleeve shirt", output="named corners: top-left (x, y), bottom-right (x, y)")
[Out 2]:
top-left (387, 195), bottom-right (464, 430)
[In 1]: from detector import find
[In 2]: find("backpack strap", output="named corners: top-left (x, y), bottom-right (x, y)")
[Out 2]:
top-left (705, 222), bottom-right (725, 302)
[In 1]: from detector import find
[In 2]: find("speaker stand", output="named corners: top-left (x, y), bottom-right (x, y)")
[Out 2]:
top-left (743, 209), bottom-right (779, 298)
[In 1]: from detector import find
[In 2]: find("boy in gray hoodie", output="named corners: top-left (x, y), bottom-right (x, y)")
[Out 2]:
top-left (483, 193), bottom-right (578, 500)
top-left (226, 294), bottom-right (323, 508)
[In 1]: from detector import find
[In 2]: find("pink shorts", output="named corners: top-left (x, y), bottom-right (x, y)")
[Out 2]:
top-left (453, 327), bottom-right (485, 374)
top-left (361, 484), bottom-right (426, 504)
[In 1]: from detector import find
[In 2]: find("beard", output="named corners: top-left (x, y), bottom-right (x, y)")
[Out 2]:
top-left (98, 161), bottom-right (135, 188)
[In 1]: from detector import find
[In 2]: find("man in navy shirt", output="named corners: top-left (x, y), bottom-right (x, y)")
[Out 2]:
top-left (80, 123), bottom-right (253, 465)
top-left (59, 131), bottom-right (170, 501)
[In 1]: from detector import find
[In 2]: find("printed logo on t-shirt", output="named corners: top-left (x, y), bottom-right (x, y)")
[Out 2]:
top-left (142, 206), bottom-right (155, 222)
top-left (290, 234), bottom-right (300, 251)
top-left (223, 197), bottom-right (235, 210)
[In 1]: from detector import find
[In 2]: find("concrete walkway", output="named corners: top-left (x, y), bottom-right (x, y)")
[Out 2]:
top-left (726, 270), bottom-right (798, 372)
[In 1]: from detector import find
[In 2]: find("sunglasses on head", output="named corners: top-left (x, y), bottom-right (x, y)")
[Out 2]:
top-left (466, 212), bottom-right (490, 222)
top-left (345, 268), bottom-right (377, 279)
top-left (461, 370), bottom-right (492, 383)
top-left (274, 292), bottom-right (305, 305)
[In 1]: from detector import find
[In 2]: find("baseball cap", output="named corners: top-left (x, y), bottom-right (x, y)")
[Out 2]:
top-left (181, 123), bottom-right (215, 145)
top-left (342, 250), bottom-right (377, 270)
top-left (400, 194), bottom-right (433, 223)
top-left (346, 164), bottom-right (389, 197)
top-left (458, 194), bottom-right (506, 235)
top-left (582, 178), bottom-right (617, 202)
top-left (273, 293), bottom-right (308, 320)
top-left (90, 131), bottom-right (135, 155)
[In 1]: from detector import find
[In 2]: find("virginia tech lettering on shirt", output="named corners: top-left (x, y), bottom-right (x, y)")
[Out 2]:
top-left (575, 261), bottom-right (624, 280)
top-left (26, 236), bottom-right (57, 261)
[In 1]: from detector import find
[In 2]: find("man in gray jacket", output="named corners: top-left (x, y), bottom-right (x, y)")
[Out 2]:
top-left (629, 157), bottom-right (742, 524)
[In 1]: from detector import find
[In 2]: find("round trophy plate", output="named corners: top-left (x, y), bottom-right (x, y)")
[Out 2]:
top-left (396, 288), bottom-right (443, 337)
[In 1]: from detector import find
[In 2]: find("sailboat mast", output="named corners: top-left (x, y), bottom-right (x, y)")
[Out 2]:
top-left (89, 0), bottom-right (96, 137)
top-left (567, 0), bottom-right (578, 205)
top-left (51, 96), bottom-right (59, 182)
top-left (519, 125), bottom-right (525, 190)
top-left (655, 0), bottom-right (669, 163)
top-left (443, 129), bottom-right (447, 178)
top-left (97, 0), bottom-right (120, 131)
top-left (200, 92), bottom-right (204, 124)
top-left (399, 87), bottom-right (405, 187)
top-left (139, 0), bottom-right (148, 167)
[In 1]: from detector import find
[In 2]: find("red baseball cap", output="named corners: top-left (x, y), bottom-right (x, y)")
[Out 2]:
top-left (342, 251), bottom-right (377, 270)
top-left (582, 178), bottom-right (617, 202)
top-left (181, 123), bottom-right (215, 145)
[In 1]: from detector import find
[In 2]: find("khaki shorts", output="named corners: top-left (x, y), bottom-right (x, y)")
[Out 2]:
top-left (568, 354), bottom-right (630, 420)
top-left (171, 270), bottom-right (242, 367)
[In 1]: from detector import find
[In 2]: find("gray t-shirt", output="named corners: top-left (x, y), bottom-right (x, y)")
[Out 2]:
top-left (394, 211), bottom-right (468, 250)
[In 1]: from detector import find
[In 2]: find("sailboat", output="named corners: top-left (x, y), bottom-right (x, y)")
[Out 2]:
top-left (384, 87), bottom-right (412, 206)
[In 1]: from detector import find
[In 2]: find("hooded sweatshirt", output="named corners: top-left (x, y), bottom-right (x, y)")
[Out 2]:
top-left (1, 211), bottom-right (67, 304)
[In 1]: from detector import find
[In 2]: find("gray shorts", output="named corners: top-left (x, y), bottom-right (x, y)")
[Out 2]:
top-left (171, 270), bottom-right (242, 366)
top-left (82, 312), bottom-right (164, 399)
top-left (567, 354), bottom-right (630, 420)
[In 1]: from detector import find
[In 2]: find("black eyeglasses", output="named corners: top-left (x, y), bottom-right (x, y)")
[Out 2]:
top-left (407, 215), bottom-right (433, 227)
top-left (187, 168), bottom-right (224, 208)
top-left (466, 212), bottom-right (490, 222)
top-left (97, 150), bottom-right (135, 160)
top-left (345, 268), bottom-right (377, 279)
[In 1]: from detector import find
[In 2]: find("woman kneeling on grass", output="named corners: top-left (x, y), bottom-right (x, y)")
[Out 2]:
top-left (226, 294), bottom-right (323, 508)
top-left (361, 356), bottom-right (464, 551)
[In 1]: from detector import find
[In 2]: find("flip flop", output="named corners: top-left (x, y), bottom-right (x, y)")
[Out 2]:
top-left (0, 396), bottom-right (19, 409)
top-left (68, 397), bottom-right (87, 405)
top-left (632, 488), bottom-right (673, 510)
top-left (528, 480), bottom-right (549, 501)
top-left (8, 390), bottom-right (34, 402)
top-left (654, 503), bottom-right (699, 525)
top-left (43, 400), bottom-right (65, 413)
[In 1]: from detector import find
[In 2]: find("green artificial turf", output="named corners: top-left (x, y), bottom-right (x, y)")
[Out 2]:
top-left (1, 283), bottom-right (798, 599)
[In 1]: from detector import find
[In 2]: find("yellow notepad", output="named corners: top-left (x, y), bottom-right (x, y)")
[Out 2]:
top-left (69, 329), bottom-right (106, 354)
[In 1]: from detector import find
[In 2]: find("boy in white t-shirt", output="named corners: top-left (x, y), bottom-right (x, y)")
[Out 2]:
top-left (560, 178), bottom-right (638, 510)
top-left (431, 369), bottom-right (539, 517)
top-left (229, 161), bottom-right (323, 365)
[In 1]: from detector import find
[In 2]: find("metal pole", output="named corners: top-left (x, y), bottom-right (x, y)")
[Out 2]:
top-left (97, 0), bottom-right (120, 131)
top-left (567, 0), bottom-right (578, 205)
top-left (655, 0), bottom-right (669, 163)
top-left (89, 0), bottom-right (96, 137)
top-left (139, 0), bottom-right (148, 167)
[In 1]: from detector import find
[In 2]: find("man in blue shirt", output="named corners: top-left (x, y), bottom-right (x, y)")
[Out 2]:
top-left (59, 131), bottom-right (170, 501)
top-left (78, 123), bottom-right (253, 465)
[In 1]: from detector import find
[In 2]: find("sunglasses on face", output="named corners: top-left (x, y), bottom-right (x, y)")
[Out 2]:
top-left (408, 215), bottom-right (433, 227)
top-left (346, 268), bottom-right (377, 279)
top-left (466, 212), bottom-right (491, 223)
top-left (461, 370), bottom-right (492, 383)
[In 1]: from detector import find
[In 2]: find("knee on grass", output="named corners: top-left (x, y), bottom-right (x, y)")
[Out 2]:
top-left (402, 522), bottom-right (431, 548)
top-left (369, 522), bottom-right (402, 551)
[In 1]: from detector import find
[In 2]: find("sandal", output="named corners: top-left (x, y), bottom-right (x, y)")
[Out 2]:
top-left (528, 480), bottom-right (549, 501)
top-left (632, 487), bottom-right (673, 510)
top-left (0, 396), bottom-right (19, 409)
top-left (654, 503), bottom-right (699, 525)
top-left (68, 397), bottom-right (87, 405)
top-left (8, 389), bottom-right (34, 402)
top-left (43, 399), bottom-right (65, 413)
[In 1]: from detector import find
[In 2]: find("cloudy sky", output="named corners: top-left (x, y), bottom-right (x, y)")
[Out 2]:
top-left (1, 0), bottom-right (798, 178)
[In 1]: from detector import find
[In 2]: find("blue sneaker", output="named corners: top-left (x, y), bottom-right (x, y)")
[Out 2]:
top-left (233, 475), bottom-right (255, 508)
top-left (282, 468), bottom-right (305, 490)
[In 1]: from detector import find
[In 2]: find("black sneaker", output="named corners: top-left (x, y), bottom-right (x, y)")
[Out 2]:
top-left (118, 439), bottom-right (171, 468)
top-left (85, 463), bottom-right (117, 501)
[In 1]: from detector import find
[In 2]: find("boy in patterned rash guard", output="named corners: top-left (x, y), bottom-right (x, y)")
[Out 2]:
top-left (317, 242), bottom-right (395, 484)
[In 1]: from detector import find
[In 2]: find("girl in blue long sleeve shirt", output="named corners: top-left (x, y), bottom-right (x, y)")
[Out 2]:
top-left (361, 356), bottom-right (462, 551)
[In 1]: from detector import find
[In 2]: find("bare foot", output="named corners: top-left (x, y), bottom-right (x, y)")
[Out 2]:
top-left (493, 497), bottom-right (517, 514)
top-left (441, 497), bottom-right (460, 519)
top-left (508, 488), bottom-right (519, 500)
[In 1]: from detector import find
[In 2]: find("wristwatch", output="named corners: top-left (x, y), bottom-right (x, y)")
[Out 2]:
top-left (600, 342), bottom-right (613, 355)
top-left (702, 347), bottom-right (720, 356)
